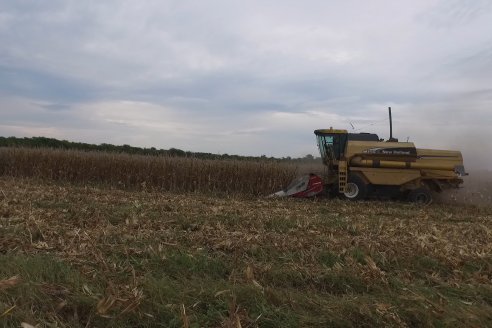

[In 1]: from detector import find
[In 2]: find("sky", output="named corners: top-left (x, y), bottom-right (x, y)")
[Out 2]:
top-left (1, 0), bottom-right (492, 169)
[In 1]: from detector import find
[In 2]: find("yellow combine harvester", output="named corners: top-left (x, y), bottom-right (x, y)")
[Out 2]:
top-left (272, 108), bottom-right (467, 204)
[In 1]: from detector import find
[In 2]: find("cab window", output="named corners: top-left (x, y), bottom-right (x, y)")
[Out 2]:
top-left (317, 135), bottom-right (335, 160)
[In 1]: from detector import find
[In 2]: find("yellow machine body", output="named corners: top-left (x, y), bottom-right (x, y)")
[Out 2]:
top-left (314, 129), bottom-right (466, 200)
top-left (345, 141), bottom-right (464, 187)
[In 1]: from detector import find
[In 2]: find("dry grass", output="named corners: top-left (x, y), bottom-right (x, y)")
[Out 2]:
top-left (0, 177), bottom-right (491, 327)
top-left (0, 147), bottom-right (296, 196)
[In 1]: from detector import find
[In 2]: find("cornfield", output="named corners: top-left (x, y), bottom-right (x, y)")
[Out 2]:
top-left (0, 147), bottom-right (297, 195)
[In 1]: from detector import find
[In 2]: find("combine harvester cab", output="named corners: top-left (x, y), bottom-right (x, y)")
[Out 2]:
top-left (271, 108), bottom-right (467, 204)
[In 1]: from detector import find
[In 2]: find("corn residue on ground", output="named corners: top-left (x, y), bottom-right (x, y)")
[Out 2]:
top-left (0, 177), bottom-right (491, 327)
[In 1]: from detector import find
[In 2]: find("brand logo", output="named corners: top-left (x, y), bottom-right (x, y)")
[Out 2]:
top-left (362, 147), bottom-right (416, 156)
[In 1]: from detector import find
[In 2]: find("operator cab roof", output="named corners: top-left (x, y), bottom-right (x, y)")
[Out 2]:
top-left (314, 128), bottom-right (380, 142)
top-left (314, 128), bottom-right (348, 134)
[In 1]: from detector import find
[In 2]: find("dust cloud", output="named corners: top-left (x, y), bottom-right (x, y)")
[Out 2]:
top-left (435, 170), bottom-right (492, 207)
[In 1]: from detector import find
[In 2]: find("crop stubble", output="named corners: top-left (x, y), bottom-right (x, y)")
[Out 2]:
top-left (0, 177), bottom-right (491, 327)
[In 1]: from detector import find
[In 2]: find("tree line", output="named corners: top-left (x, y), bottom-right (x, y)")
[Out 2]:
top-left (0, 136), bottom-right (320, 163)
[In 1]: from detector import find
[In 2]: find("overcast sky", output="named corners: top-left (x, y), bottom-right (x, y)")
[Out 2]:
top-left (1, 0), bottom-right (491, 169)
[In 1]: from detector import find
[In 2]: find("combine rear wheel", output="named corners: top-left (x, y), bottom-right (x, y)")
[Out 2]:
top-left (408, 187), bottom-right (433, 205)
top-left (343, 175), bottom-right (368, 201)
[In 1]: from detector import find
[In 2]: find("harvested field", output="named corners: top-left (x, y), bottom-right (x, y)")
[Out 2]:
top-left (0, 177), bottom-right (491, 327)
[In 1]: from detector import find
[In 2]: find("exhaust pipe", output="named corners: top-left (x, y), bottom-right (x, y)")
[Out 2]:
top-left (388, 107), bottom-right (398, 142)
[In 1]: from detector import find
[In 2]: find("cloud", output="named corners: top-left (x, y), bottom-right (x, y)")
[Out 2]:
top-left (0, 1), bottom-right (491, 168)
top-left (417, 0), bottom-right (492, 29)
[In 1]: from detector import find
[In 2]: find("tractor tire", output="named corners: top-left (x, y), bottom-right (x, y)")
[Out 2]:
top-left (408, 187), bottom-right (433, 205)
top-left (343, 175), bottom-right (368, 201)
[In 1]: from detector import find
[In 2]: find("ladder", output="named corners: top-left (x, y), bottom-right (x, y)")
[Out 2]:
top-left (338, 160), bottom-right (348, 193)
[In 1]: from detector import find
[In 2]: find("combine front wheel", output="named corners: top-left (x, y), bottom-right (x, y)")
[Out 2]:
top-left (343, 175), bottom-right (368, 201)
